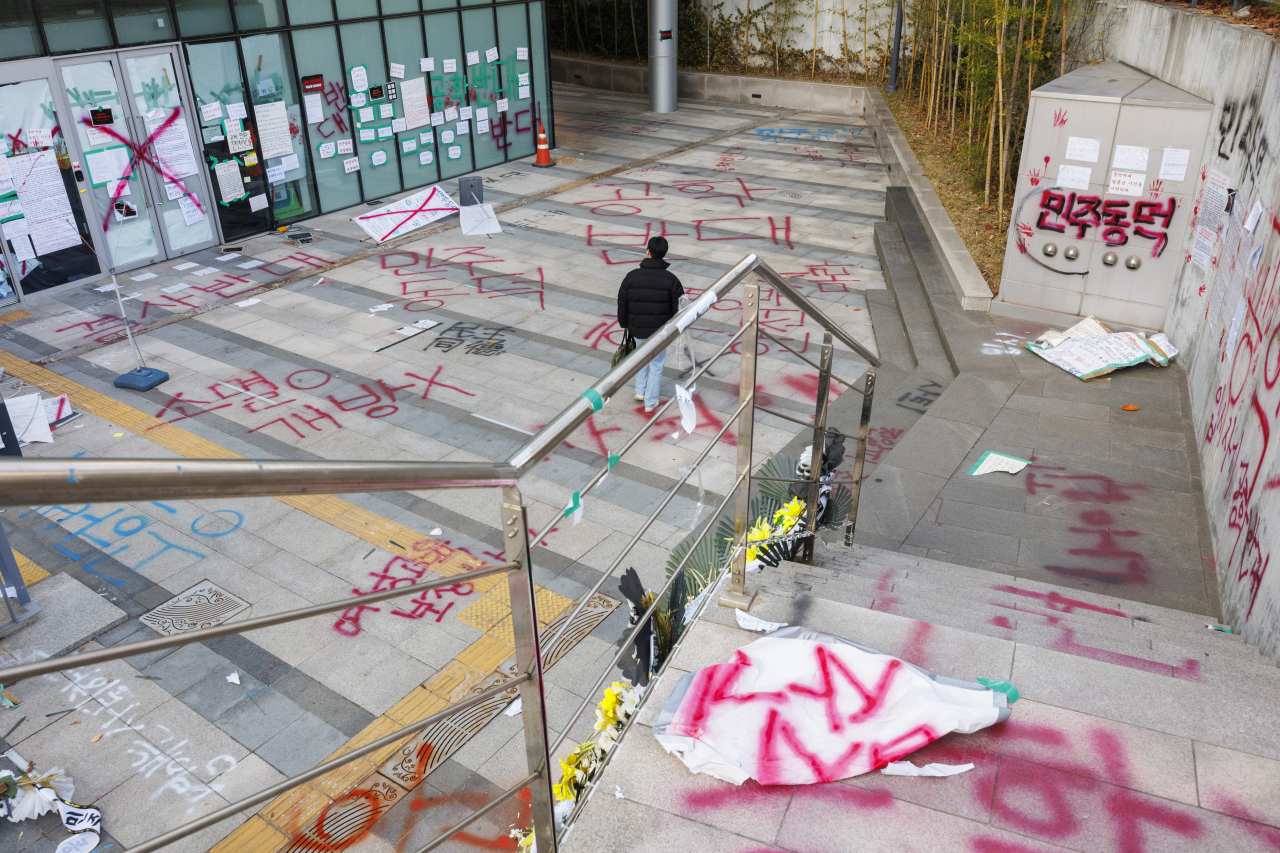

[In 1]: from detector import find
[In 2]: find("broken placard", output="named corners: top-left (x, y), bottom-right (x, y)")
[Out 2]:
top-left (1024, 315), bottom-right (1178, 381)
top-left (881, 761), bottom-right (975, 777)
top-left (968, 451), bottom-right (1030, 476)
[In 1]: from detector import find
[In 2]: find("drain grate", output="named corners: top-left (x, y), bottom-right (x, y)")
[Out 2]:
top-left (140, 581), bottom-right (250, 636)
top-left (771, 188), bottom-right (812, 202)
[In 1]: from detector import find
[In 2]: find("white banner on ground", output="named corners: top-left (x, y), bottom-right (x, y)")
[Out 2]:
top-left (353, 185), bottom-right (459, 243)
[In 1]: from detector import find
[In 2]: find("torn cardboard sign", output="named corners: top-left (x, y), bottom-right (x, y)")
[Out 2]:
top-left (1024, 316), bottom-right (1178, 381)
top-left (653, 625), bottom-right (1009, 786)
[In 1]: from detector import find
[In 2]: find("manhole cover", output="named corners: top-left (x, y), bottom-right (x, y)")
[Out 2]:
top-left (140, 581), bottom-right (250, 636)
top-left (771, 189), bottom-right (812, 201)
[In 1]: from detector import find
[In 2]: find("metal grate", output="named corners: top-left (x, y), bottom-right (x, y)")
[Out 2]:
top-left (140, 581), bottom-right (250, 636)
top-left (771, 189), bottom-right (813, 202)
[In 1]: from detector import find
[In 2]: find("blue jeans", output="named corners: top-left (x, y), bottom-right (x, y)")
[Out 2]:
top-left (633, 338), bottom-right (666, 408)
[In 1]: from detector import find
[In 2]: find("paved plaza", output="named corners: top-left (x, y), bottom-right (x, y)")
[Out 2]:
top-left (0, 84), bottom-right (886, 853)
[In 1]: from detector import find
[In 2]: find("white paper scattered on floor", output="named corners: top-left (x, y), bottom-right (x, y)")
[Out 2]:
top-left (130, 272), bottom-right (157, 281)
top-left (236, 298), bottom-right (260, 307)
top-left (882, 761), bottom-right (975, 777)
top-left (459, 203), bottom-right (502, 235)
top-left (43, 394), bottom-right (72, 423)
top-left (173, 262), bottom-right (198, 270)
top-left (93, 283), bottom-right (119, 292)
top-left (503, 697), bottom-right (523, 716)
top-left (735, 609), bottom-right (787, 633)
top-left (369, 303), bottom-right (393, 312)
top-left (615, 785), bottom-right (625, 799)
top-left (226, 672), bottom-right (240, 685)
top-left (161, 283), bottom-right (191, 293)
top-left (968, 451), bottom-right (1030, 477)
top-left (192, 267), bottom-right (218, 276)
top-left (237, 259), bottom-right (265, 269)
top-left (430, 528), bottom-right (443, 535)
top-left (5, 394), bottom-right (52, 443)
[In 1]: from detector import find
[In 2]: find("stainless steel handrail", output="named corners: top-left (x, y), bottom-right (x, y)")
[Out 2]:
top-left (0, 253), bottom-right (879, 853)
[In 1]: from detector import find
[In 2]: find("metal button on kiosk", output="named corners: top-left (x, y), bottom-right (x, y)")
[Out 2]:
top-left (996, 62), bottom-right (1212, 331)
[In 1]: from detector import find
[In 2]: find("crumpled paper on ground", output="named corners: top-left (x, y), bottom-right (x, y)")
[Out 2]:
top-left (881, 761), bottom-right (975, 776)
top-left (1023, 316), bottom-right (1178, 381)
top-left (653, 627), bottom-right (1009, 786)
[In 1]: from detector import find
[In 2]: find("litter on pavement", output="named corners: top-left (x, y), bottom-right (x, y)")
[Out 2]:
top-left (1024, 316), bottom-right (1178, 380)
top-left (881, 761), bottom-right (975, 777)
top-left (969, 451), bottom-right (1030, 476)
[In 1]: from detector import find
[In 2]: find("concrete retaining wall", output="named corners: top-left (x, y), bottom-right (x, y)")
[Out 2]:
top-left (1091, 2), bottom-right (1280, 655)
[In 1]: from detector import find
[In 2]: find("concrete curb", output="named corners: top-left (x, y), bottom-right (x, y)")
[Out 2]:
top-left (550, 55), bottom-right (866, 115)
top-left (864, 88), bottom-right (993, 312)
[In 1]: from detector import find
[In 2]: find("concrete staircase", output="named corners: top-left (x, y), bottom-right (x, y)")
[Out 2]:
top-left (563, 544), bottom-right (1280, 853)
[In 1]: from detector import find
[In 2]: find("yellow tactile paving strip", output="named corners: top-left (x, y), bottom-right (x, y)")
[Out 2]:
top-left (13, 550), bottom-right (51, 586)
top-left (0, 348), bottom-right (575, 853)
top-left (0, 310), bottom-right (31, 326)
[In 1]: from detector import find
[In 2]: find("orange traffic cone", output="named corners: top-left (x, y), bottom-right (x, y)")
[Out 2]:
top-left (533, 122), bottom-right (555, 168)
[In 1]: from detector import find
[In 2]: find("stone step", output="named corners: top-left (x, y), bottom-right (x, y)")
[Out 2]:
top-left (705, 582), bottom-right (1280, 763)
top-left (821, 543), bottom-right (1233, 637)
top-left (763, 564), bottom-right (1267, 682)
top-left (759, 562), bottom-right (1278, 692)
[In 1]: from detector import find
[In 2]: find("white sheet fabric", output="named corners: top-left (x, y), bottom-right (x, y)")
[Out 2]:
top-left (654, 636), bottom-right (1005, 785)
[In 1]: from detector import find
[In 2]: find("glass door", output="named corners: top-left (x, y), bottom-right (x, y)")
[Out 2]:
top-left (121, 46), bottom-right (218, 257)
top-left (0, 66), bottom-right (104, 302)
top-left (58, 55), bottom-right (166, 273)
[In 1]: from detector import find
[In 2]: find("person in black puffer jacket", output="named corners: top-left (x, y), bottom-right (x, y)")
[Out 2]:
top-left (618, 236), bottom-right (685, 411)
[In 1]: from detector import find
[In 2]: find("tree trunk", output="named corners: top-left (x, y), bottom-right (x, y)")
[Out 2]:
top-left (984, 97), bottom-right (996, 207)
top-left (631, 0), bottom-right (641, 58)
top-left (812, 0), bottom-right (820, 77)
top-left (745, 0), bottom-right (752, 71)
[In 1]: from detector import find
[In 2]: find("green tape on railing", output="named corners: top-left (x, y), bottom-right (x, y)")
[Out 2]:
top-left (608, 454), bottom-right (620, 470)
top-left (582, 389), bottom-right (605, 412)
top-left (976, 677), bottom-right (1021, 704)
top-left (563, 491), bottom-right (582, 519)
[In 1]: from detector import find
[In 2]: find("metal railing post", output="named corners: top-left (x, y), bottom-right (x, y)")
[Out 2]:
top-left (718, 281), bottom-right (760, 611)
top-left (798, 332), bottom-right (834, 564)
top-left (500, 486), bottom-right (558, 853)
top-left (843, 367), bottom-right (876, 546)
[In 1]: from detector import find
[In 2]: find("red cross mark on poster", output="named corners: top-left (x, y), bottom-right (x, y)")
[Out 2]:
top-left (354, 186), bottom-right (458, 243)
top-left (83, 108), bottom-right (204, 231)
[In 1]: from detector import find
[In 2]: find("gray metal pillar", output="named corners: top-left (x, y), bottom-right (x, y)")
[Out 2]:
top-left (649, 0), bottom-right (677, 113)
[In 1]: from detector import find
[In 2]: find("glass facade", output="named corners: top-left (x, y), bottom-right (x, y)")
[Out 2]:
top-left (0, 0), bottom-right (552, 302)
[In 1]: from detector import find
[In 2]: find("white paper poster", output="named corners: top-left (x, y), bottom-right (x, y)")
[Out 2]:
top-left (431, 112), bottom-right (444, 126)
top-left (496, 98), bottom-right (509, 113)
top-left (1112, 145), bottom-right (1149, 171)
top-left (389, 62), bottom-right (405, 79)
top-left (360, 128), bottom-right (376, 142)
top-left (227, 129), bottom-right (254, 153)
top-left (280, 153), bottom-right (300, 172)
top-left (517, 47), bottom-right (528, 60)
top-left (457, 121), bottom-right (470, 135)
top-left (444, 106), bottom-right (458, 122)
top-left (1192, 226), bottom-right (1215, 270)
top-left (10, 152), bottom-right (72, 223)
top-left (401, 76), bottom-right (432, 130)
top-left (477, 119), bottom-right (490, 134)
top-left (371, 150), bottom-right (388, 166)
top-left (448, 145), bottom-right (461, 159)
top-left (265, 164), bottom-right (285, 183)
top-left (392, 118), bottom-right (407, 133)
top-left (6, 394), bottom-right (52, 444)
top-left (1056, 164), bottom-right (1091, 190)
top-left (337, 139), bottom-right (354, 154)
top-left (1064, 137), bottom-right (1100, 163)
top-left (351, 65), bottom-right (369, 92)
top-left (380, 103), bottom-right (394, 119)
top-left (443, 59), bottom-right (457, 73)
top-left (178, 196), bottom-right (205, 226)
top-left (1201, 169), bottom-right (1230, 232)
top-left (344, 156), bottom-right (360, 173)
top-left (377, 126), bottom-right (393, 139)
top-left (476, 107), bottom-right (489, 122)
top-left (441, 130), bottom-right (454, 144)
top-left (84, 146), bottom-right (132, 188)
top-left (518, 73), bottom-right (529, 86)
top-left (253, 101), bottom-right (292, 159)
top-left (359, 106), bottom-right (375, 123)
top-left (145, 111), bottom-right (199, 179)
top-left (420, 150), bottom-right (434, 165)
top-left (304, 92), bottom-right (324, 125)
top-left (421, 57), bottom-right (435, 72)
top-left (420, 131), bottom-right (434, 144)
top-left (200, 101), bottom-right (223, 122)
top-left (249, 193), bottom-right (268, 211)
top-left (402, 139), bottom-right (417, 153)
top-left (319, 141), bottom-right (336, 159)
top-left (518, 86), bottom-right (530, 100)
top-left (466, 51), bottom-right (480, 66)
top-left (1159, 148), bottom-right (1191, 182)
top-left (226, 102), bottom-right (247, 120)
top-left (10, 233), bottom-right (35, 262)
top-left (353, 184), bottom-right (459, 242)
top-left (26, 128), bottom-right (52, 149)
top-left (485, 47), bottom-right (499, 63)
top-left (1245, 199), bottom-right (1264, 233)
top-left (164, 181), bottom-right (186, 200)
top-left (258, 78), bottom-right (276, 96)
top-left (0, 157), bottom-right (13, 196)
top-left (350, 92), bottom-right (367, 108)
top-left (460, 106), bottom-right (473, 120)
top-left (214, 160), bottom-right (243, 203)
top-left (1108, 170), bottom-right (1144, 196)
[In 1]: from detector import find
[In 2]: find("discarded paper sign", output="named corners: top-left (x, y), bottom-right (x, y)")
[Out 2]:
top-left (1024, 316), bottom-right (1178, 380)
top-left (969, 451), bottom-right (1030, 477)
top-left (881, 761), bottom-right (975, 777)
